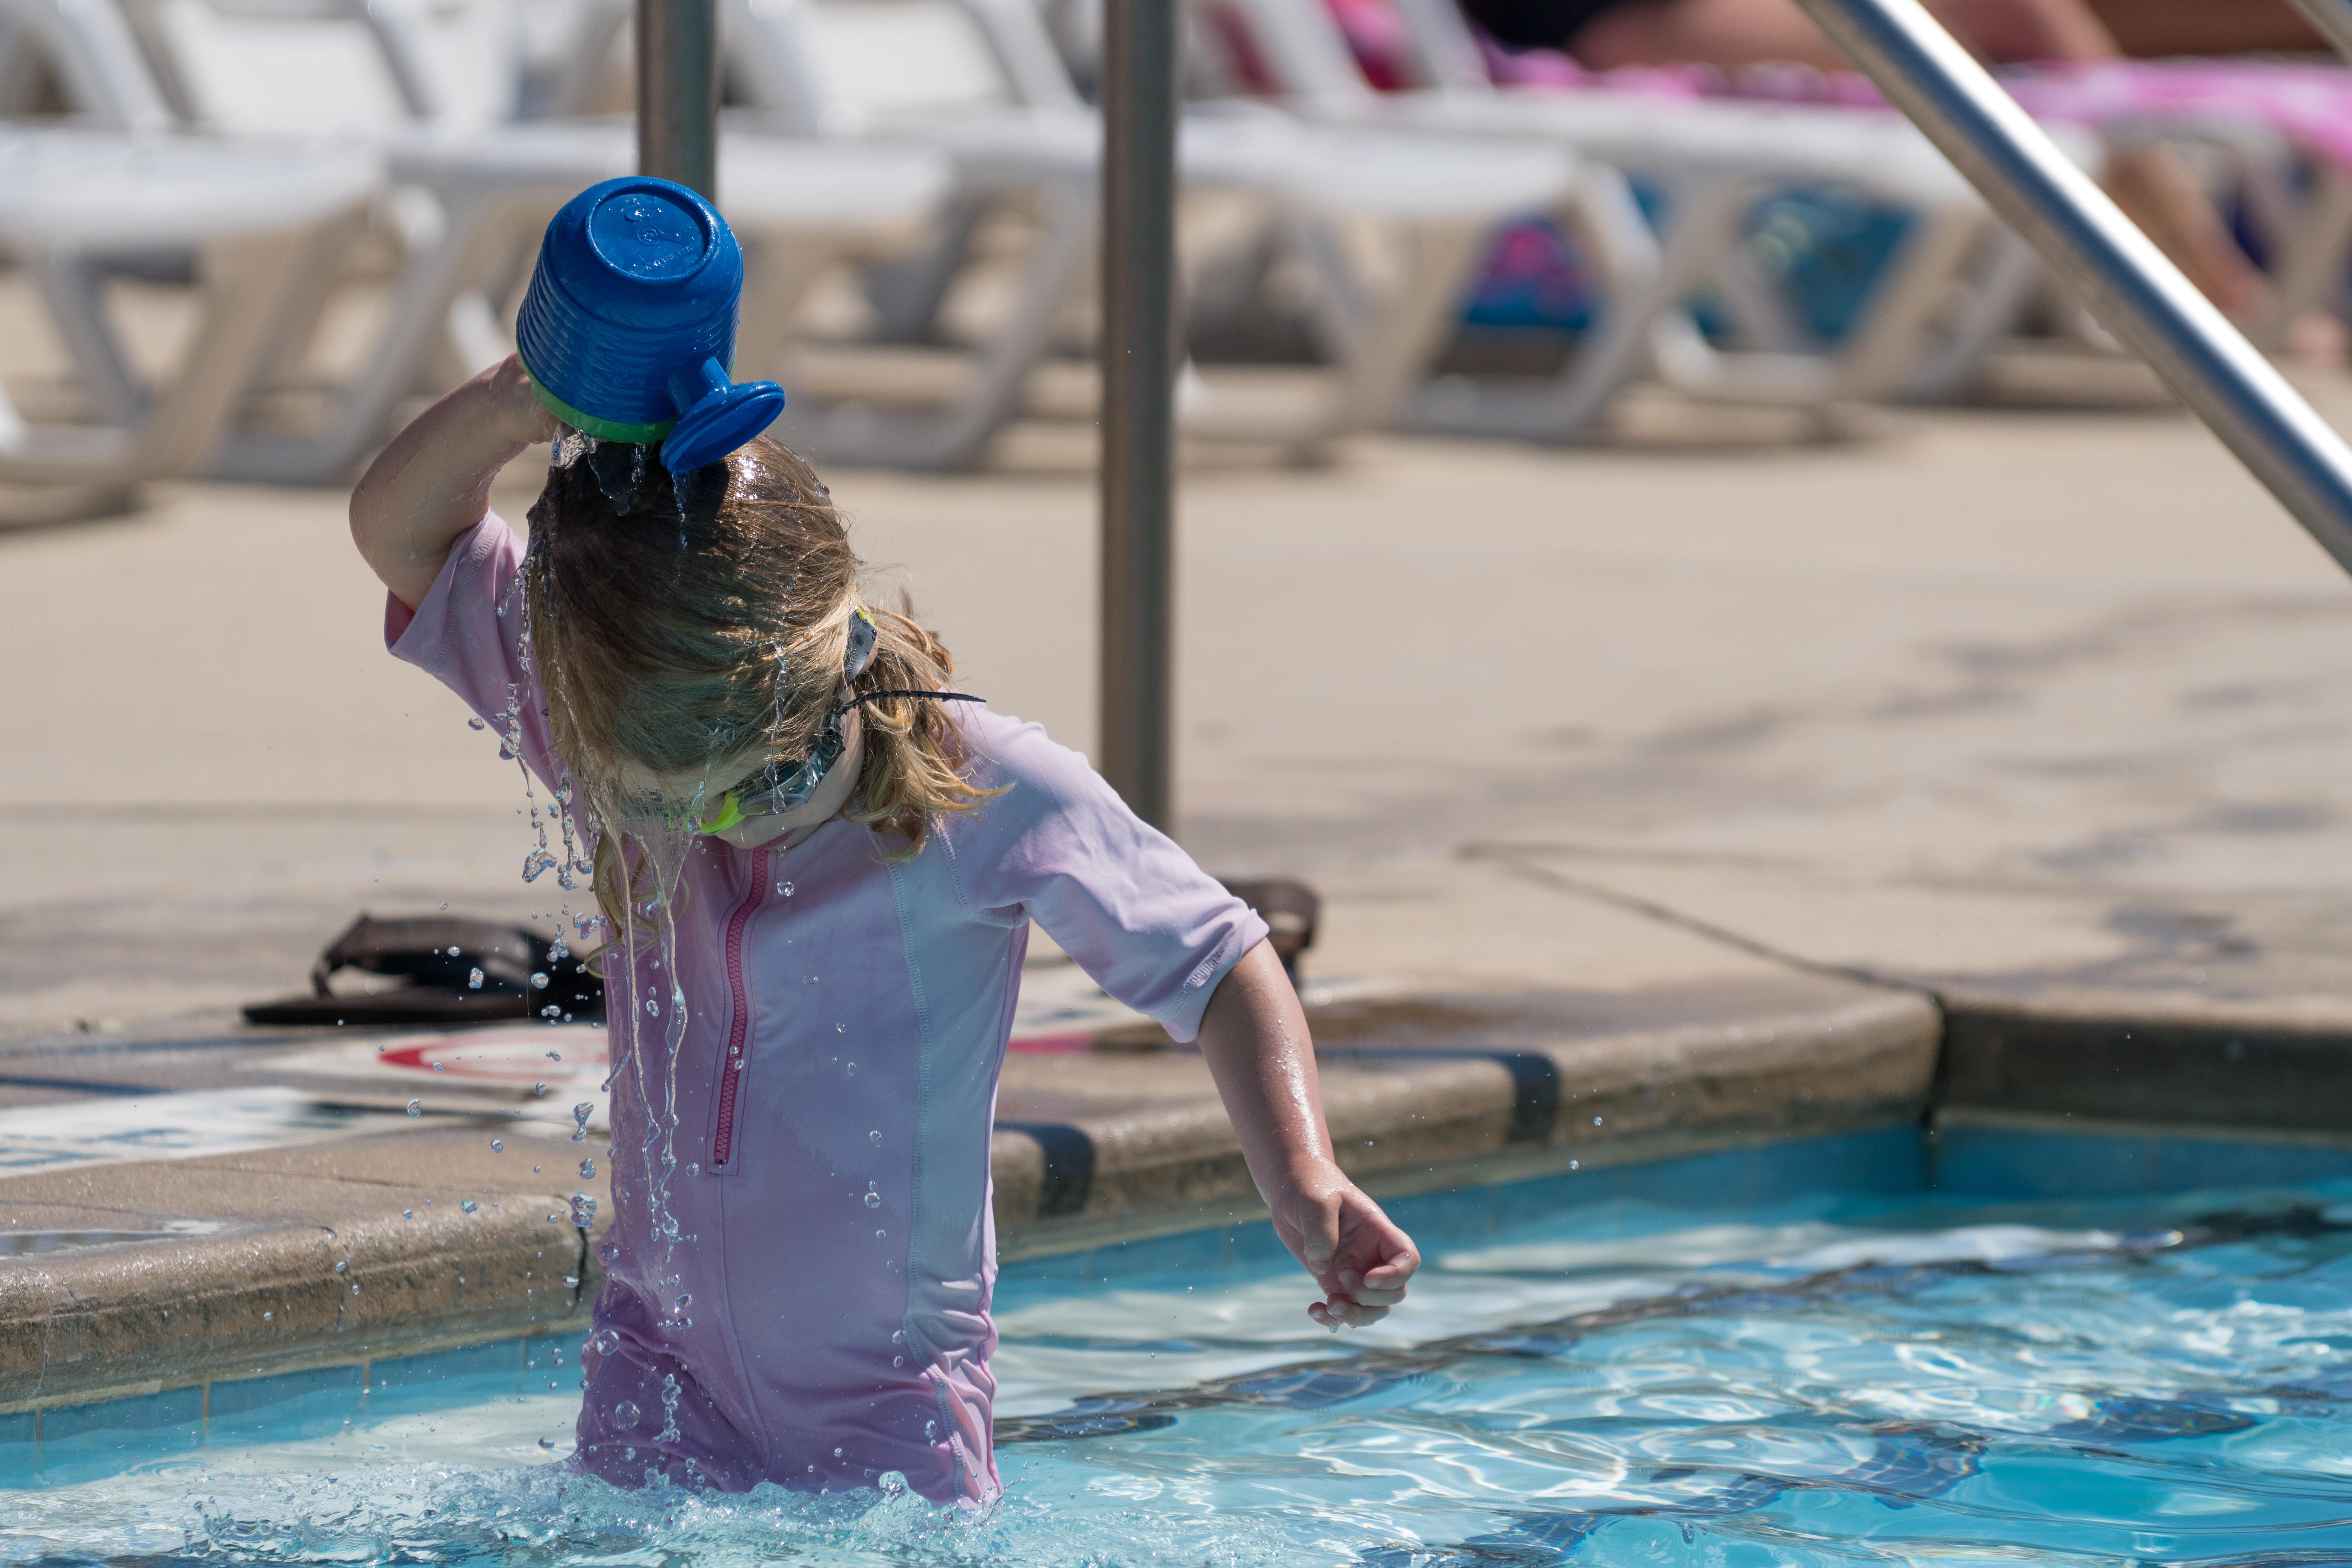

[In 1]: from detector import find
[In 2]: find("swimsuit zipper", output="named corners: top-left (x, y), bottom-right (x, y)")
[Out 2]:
top-left (712, 845), bottom-right (768, 1169)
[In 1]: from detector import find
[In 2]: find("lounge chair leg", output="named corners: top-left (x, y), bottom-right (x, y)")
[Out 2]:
top-left (28, 251), bottom-right (146, 427)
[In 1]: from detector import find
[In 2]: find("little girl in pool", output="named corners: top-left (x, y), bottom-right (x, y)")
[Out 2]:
top-left (349, 356), bottom-right (1420, 1505)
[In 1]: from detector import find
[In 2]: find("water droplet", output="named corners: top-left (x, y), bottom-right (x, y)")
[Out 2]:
top-left (460, 1198), bottom-right (478, 1214)
top-left (868, 1129), bottom-right (881, 1145)
top-left (541, 1004), bottom-right (562, 1018)
top-left (804, 975), bottom-right (819, 985)
top-left (522, 848), bottom-right (557, 882)
top-left (531, 972), bottom-right (550, 989)
top-left (334, 1260), bottom-right (347, 1273)
top-left (835, 1024), bottom-right (845, 1034)
top-left (924, 1420), bottom-right (937, 1440)
top-left (775, 881), bottom-right (794, 897)
top-left (875, 1229), bottom-right (885, 1239)
top-left (1593, 1116), bottom-right (1604, 1127)
top-left (467, 967), bottom-right (485, 989)
top-left (832, 1446), bottom-right (844, 1459)
top-left (538, 1436), bottom-right (555, 1450)
top-left (262, 1311), bottom-right (273, 1322)
top-left (430, 1062), bottom-right (445, 1073)
top-left (534, 1082), bottom-right (549, 1096)
top-left (563, 1274), bottom-right (581, 1289)
top-left (468, 716), bottom-right (486, 730)
top-left (546, 1049), bottom-right (562, 1061)
top-left (673, 1292), bottom-right (693, 1312)
top-left (402, 1209), bottom-right (414, 1220)
top-left (579, 1158), bottom-right (598, 1179)
top-left (862, 1186), bottom-right (881, 1210)
top-left (892, 1354), bottom-right (903, 1367)
top-left (598, 1240), bottom-right (620, 1264)
top-left (615, 1400), bottom-right (640, 1426)
top-left (492, 1139), bottom-right (505, 1152)
top-left (645, 999), bottom-right (661, 1016)
top-left (844, 1062), bottom-right (857, 1077)
top-left (570, 1192), bottom-right (597, 1226)
top-left (405, 1100), bottom-right (422, 1117)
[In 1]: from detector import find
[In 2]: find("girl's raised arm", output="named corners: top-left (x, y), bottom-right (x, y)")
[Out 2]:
top-left (1194, 941), bottom-right (1422, 1328)
top-left (350, 354), bottom-right (557, 611)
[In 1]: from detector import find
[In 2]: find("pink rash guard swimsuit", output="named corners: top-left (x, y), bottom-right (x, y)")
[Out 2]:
top-left (389, 514), bottom-right (1268, 1504)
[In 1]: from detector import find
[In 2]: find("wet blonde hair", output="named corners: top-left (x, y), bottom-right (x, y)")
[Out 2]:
top-left (521, 436), bottom-right (995, 924)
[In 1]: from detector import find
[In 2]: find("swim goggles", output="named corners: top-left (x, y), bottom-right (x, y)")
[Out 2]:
top-left (689, 606), bottom-right (984, 835)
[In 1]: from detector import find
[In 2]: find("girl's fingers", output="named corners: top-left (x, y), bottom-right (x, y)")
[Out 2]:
top-left (1338, 1254), bottom-right (1419, 1300)
top-left (1340, 1283), bottom-right (1407, 1307)
top-left (1308, 1293), bottom-right (1393, 1329)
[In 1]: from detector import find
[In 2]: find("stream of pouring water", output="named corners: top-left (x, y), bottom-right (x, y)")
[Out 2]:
top-left (514, 429), bottom-right (723, 1383)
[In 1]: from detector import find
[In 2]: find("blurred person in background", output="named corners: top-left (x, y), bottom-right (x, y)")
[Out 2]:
top-left (1461, 0), bottom-right (2334, 349)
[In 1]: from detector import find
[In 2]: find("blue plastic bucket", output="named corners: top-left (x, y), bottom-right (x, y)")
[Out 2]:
top-left (515, 176), bottom-right (787, 474)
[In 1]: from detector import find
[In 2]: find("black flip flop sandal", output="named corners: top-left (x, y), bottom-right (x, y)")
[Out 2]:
top-left (242, 913), bottom-right (604, 1027)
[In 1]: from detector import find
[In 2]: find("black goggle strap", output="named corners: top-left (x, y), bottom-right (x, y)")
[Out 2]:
top-left (841, 689), bottom-right (986, 713)
top-left (841, 610), bottom-right (981, 712)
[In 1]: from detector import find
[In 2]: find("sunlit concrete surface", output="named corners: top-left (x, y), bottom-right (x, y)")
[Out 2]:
top-left (5, 365), bottom-right (2352, 1045)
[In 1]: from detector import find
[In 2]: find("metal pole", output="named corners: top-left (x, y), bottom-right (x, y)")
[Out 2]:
top-left (637, 0), bottom-right (718, 199)
top-left (1792, 0), bottom-right (2352, 575)
top-left (1099, 0), bottom-right (1180, 829)
top-left (2288, 0), bottom-right (2352, 62)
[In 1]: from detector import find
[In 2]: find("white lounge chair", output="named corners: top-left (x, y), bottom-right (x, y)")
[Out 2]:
top-left (0, 0), bottom-right (172, 127)
top-left (219, 118), bottom-right (951, 480)
top-left (713, 0), bottom-right (1648, 464)
top-left (0, 128), bottom-right (376, 513)
top-left (12, 0), bottom-right (954, 480)
top-left (1194, 0), bottom-right (2094, 433)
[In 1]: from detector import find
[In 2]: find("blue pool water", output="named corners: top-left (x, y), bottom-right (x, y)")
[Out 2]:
top-left (12, 1126), bottom-right (2352, 1563)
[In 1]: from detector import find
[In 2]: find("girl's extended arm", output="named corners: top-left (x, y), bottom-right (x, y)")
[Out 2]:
top-left (1195, 940), bottom-right (1421, 1328)
top-left (351, 354), bottom-right (557, 610)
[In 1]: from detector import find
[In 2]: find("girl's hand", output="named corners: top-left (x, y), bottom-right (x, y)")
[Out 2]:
top-left (1269, 1161), bottom-right (1420, 1330)
top-left (484, 353), bottom-right (562, 448)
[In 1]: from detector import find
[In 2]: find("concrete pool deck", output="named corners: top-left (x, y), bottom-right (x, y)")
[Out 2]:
top-left (6, 343), bottom-right (2352, 1408)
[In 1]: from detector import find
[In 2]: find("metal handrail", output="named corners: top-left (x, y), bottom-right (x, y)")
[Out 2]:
top-left (2290, 0), bottom-right (2352, 64)
top-left (1794, 0), bottom-right (2352, 577)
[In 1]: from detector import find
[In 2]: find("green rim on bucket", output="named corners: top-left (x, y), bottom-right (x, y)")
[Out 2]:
top-left (522, 363), bottom-right (677, 444)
